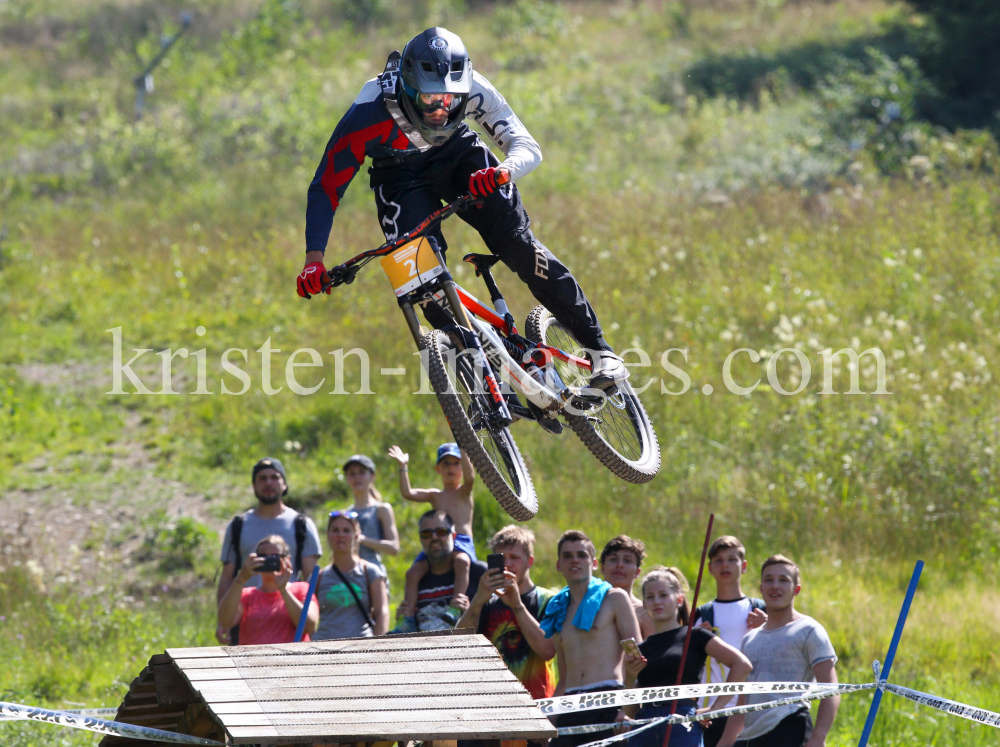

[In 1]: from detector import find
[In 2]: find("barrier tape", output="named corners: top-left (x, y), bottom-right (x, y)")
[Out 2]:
top-left (1, 707), bottom-right (117, 721)
top-left (0, 701), bottom-right (226, 745)
top-left (882, 683), bottom-right (1000, 729)
top-left (537, 680), bottom-right (868, 716)
top-left (569, 685), bottom-right (860, 747)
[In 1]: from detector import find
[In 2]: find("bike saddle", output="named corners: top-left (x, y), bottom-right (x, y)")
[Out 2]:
top-left (462, 253), bottom-right (502, 276)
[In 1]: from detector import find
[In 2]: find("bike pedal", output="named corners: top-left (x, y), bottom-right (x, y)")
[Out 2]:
top-left (527, 401), bottom-right (563, 435)
top-left (536, 416), bottom-right (563, 435)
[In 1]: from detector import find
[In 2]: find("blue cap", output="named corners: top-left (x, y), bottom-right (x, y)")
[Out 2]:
top-left (436, 442), bottom-right (462, 463)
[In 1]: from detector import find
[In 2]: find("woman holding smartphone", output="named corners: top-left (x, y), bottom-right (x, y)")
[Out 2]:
top-left (616, 566), bottom-right (751, 746)
top-left (217, 535), bottom-right (319, 645)
top-left (313, 510), bottom-right (390, 639)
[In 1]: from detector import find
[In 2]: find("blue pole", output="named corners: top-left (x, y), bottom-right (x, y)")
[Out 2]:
top-left (294, 565), bottom-right (320, 643)
top-left (856, 559), bottom-right (924, 747)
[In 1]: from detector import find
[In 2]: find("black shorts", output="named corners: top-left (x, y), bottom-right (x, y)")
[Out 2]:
top-left (549, 684), bottom-right (624, 747)
top-left (736, 709), bottom-right (813, 747)
top-left (369, 125), bottom-right (604, 349)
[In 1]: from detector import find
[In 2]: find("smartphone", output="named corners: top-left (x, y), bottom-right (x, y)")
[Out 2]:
top-left (620, 638), bottom-right (641, 657)
top-left (486, 553), bottom-right (505, 575)
top-left (259, 555), bottom-right (282, 573)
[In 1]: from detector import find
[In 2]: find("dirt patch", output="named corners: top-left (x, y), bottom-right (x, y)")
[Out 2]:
top-left (0, 437), bottom-right (238, 597)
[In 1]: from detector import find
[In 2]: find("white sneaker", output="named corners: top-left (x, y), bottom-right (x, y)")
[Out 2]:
top-left (589, 351), bottom-right (629, 391)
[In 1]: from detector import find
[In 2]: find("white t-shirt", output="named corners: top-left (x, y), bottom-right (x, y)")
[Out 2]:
top-left (697, 597), bottom-right (763, 707)
top-left (738, 615), bottom-right (837, 740)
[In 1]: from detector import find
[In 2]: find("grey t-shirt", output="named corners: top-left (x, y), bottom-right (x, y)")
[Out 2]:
top-left (738, 615), bottom-right (838, 740)
top-left (313, 561), bottom-right (386, 640)
top-left (220, 506), bottom-right (323, 590)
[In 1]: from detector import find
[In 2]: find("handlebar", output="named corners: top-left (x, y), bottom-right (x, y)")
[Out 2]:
top-left (322, 169), bottom-right (512, 291)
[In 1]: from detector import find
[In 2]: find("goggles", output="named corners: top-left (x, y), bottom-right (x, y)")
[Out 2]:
top-left (404, 83), bottom-right (465, 114)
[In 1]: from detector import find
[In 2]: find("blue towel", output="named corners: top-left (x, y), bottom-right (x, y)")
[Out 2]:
top-left (539, 578), bottom-right (612, 638)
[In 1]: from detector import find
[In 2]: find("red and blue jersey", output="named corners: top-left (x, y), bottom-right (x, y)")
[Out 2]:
top-left (305, 72), bottom-right (542, 255)
top-left (305, 79), bottom-right (412, 254)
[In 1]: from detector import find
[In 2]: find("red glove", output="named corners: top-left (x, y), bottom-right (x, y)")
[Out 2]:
top-left (469, 167), bottom-right (507, 197)
top-left (296, 261), bottom-right (330, 299)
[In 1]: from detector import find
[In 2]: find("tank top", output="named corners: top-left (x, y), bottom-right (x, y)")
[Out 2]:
top-left (354, 503), bottom-right (386, 573)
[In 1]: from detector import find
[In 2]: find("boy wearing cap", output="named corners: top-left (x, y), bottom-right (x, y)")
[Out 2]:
top-left (388, 443), bottom-right (476, 616)
top-left (216, 458), bottom-right (323, 644)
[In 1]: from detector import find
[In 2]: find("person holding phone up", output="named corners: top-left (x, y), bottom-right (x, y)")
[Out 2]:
top-left (457, 526), bottom-right (557, 701)
top-left (218, 534), bottom-right (320, 646)
top-left (616, 566), bottom-right (751, 747)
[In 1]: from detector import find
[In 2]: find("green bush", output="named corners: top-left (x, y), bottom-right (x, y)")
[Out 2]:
top-left (906, 0), bottom-right (1000, 129)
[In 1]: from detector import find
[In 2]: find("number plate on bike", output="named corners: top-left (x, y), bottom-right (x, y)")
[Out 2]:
top-left (380, 238), bottom-right (445, 297)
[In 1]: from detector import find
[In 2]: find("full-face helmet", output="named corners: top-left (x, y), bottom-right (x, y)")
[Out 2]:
top-left (398, 27), bottom-right (472, 147)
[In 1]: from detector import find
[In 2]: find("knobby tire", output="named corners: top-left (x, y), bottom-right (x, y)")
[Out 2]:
top-left (420, 330), bottom-right (538, 521)
top-left (525, 305), bottom-right (661, 484)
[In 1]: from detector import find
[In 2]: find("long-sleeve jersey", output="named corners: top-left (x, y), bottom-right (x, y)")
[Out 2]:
top-left (305, 70), bottom-right (542, 255)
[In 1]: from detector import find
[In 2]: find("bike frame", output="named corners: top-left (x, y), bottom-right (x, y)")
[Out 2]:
top-left (328, 190), bottom-right (595, 419)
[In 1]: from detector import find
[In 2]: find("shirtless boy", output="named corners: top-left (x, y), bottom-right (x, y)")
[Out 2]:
top-left (389, 443), bottom-right (475, 615)
top-left (541, 530), bottom-right (642, 747)
top-left (600, 535), bottom-right (654, 640)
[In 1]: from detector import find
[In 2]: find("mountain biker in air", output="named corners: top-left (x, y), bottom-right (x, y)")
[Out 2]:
top-left (298, 27), bottom-right (627, 391)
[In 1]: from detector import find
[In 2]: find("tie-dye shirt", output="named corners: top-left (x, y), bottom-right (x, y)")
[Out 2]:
top-left (477, 585), bottom-right (557, 699)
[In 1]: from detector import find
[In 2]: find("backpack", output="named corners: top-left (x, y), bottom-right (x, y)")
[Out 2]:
top-left (230, 511), bottom-right (309, 578)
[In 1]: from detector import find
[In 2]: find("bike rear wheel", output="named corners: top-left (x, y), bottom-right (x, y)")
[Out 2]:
top-left (420, 330), bottom-right (538, 521)
top-left (525, 306), bottom-right (661, 484)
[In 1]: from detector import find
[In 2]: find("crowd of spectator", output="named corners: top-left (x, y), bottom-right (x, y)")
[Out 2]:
top-left (216, 453), bottom-right (839, 747)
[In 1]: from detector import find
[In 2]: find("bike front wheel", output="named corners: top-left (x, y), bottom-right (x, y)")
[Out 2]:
top-left (420, 330), bottom-right (538, 521)
top-left (525, 306), bottom-right (661, 484)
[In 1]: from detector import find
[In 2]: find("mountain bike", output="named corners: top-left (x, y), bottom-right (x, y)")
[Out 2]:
top-left (324, 176), bottom-right (660, 521)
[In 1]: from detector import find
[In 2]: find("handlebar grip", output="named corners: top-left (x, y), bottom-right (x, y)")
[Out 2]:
top-left (496, 169), bottom-right (512, 187)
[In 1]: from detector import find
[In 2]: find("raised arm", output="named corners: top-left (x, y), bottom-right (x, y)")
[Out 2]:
top-left (388, 445), bottom-right (438, 502)
top-left (459, 450), bottom-right (475, 498)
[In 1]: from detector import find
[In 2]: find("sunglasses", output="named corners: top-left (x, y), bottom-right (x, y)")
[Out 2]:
top-left (419, 527), bottom-right (452, 539)
top-left (329, 510), bottom-right (359, 521)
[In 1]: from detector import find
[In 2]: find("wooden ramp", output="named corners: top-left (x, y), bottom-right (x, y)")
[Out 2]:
top-left (100, 629), bottom-right (556, 746)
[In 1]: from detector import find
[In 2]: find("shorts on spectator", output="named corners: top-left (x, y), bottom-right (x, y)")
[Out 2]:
top-left (701, 714), bottom-right (727, 747)
top-left (549, 682), bottom-right (624, 747)
top-left (629, 699), bottom-right (702, 747)
top-left (736, 708), bottom-right (812, 747)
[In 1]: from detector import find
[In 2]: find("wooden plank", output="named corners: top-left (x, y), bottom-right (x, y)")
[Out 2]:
top-left (226, 719), bottom-right (555, 743)
top-left (208, 693), bottom-right (534, 715)
top-left (195, 677), bottom-right (521, 703)
top-left (183, 657), bottom-right (507, 681)
top-left (217, 707), bottom-right (545, 727)
top-left (177, 642), bottom-right (496, 670)
top-left (167, 634), bottom-right (486, 662)
top-left (195, 669), bottom-right (523, 703)
top-left (166, 646), bottom-right (227, 659)
top-left (178, 646), bottom-right (500, 672)
top-left (193, 680), bottom-right (256, 702)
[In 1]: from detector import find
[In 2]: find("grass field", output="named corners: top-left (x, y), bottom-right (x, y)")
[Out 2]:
top-left (2, 0), bottom-right (1000, 744)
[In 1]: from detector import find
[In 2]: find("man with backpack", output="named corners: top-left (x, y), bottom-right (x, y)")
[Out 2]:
top-left (215, 457), bottom-right (323, 644)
